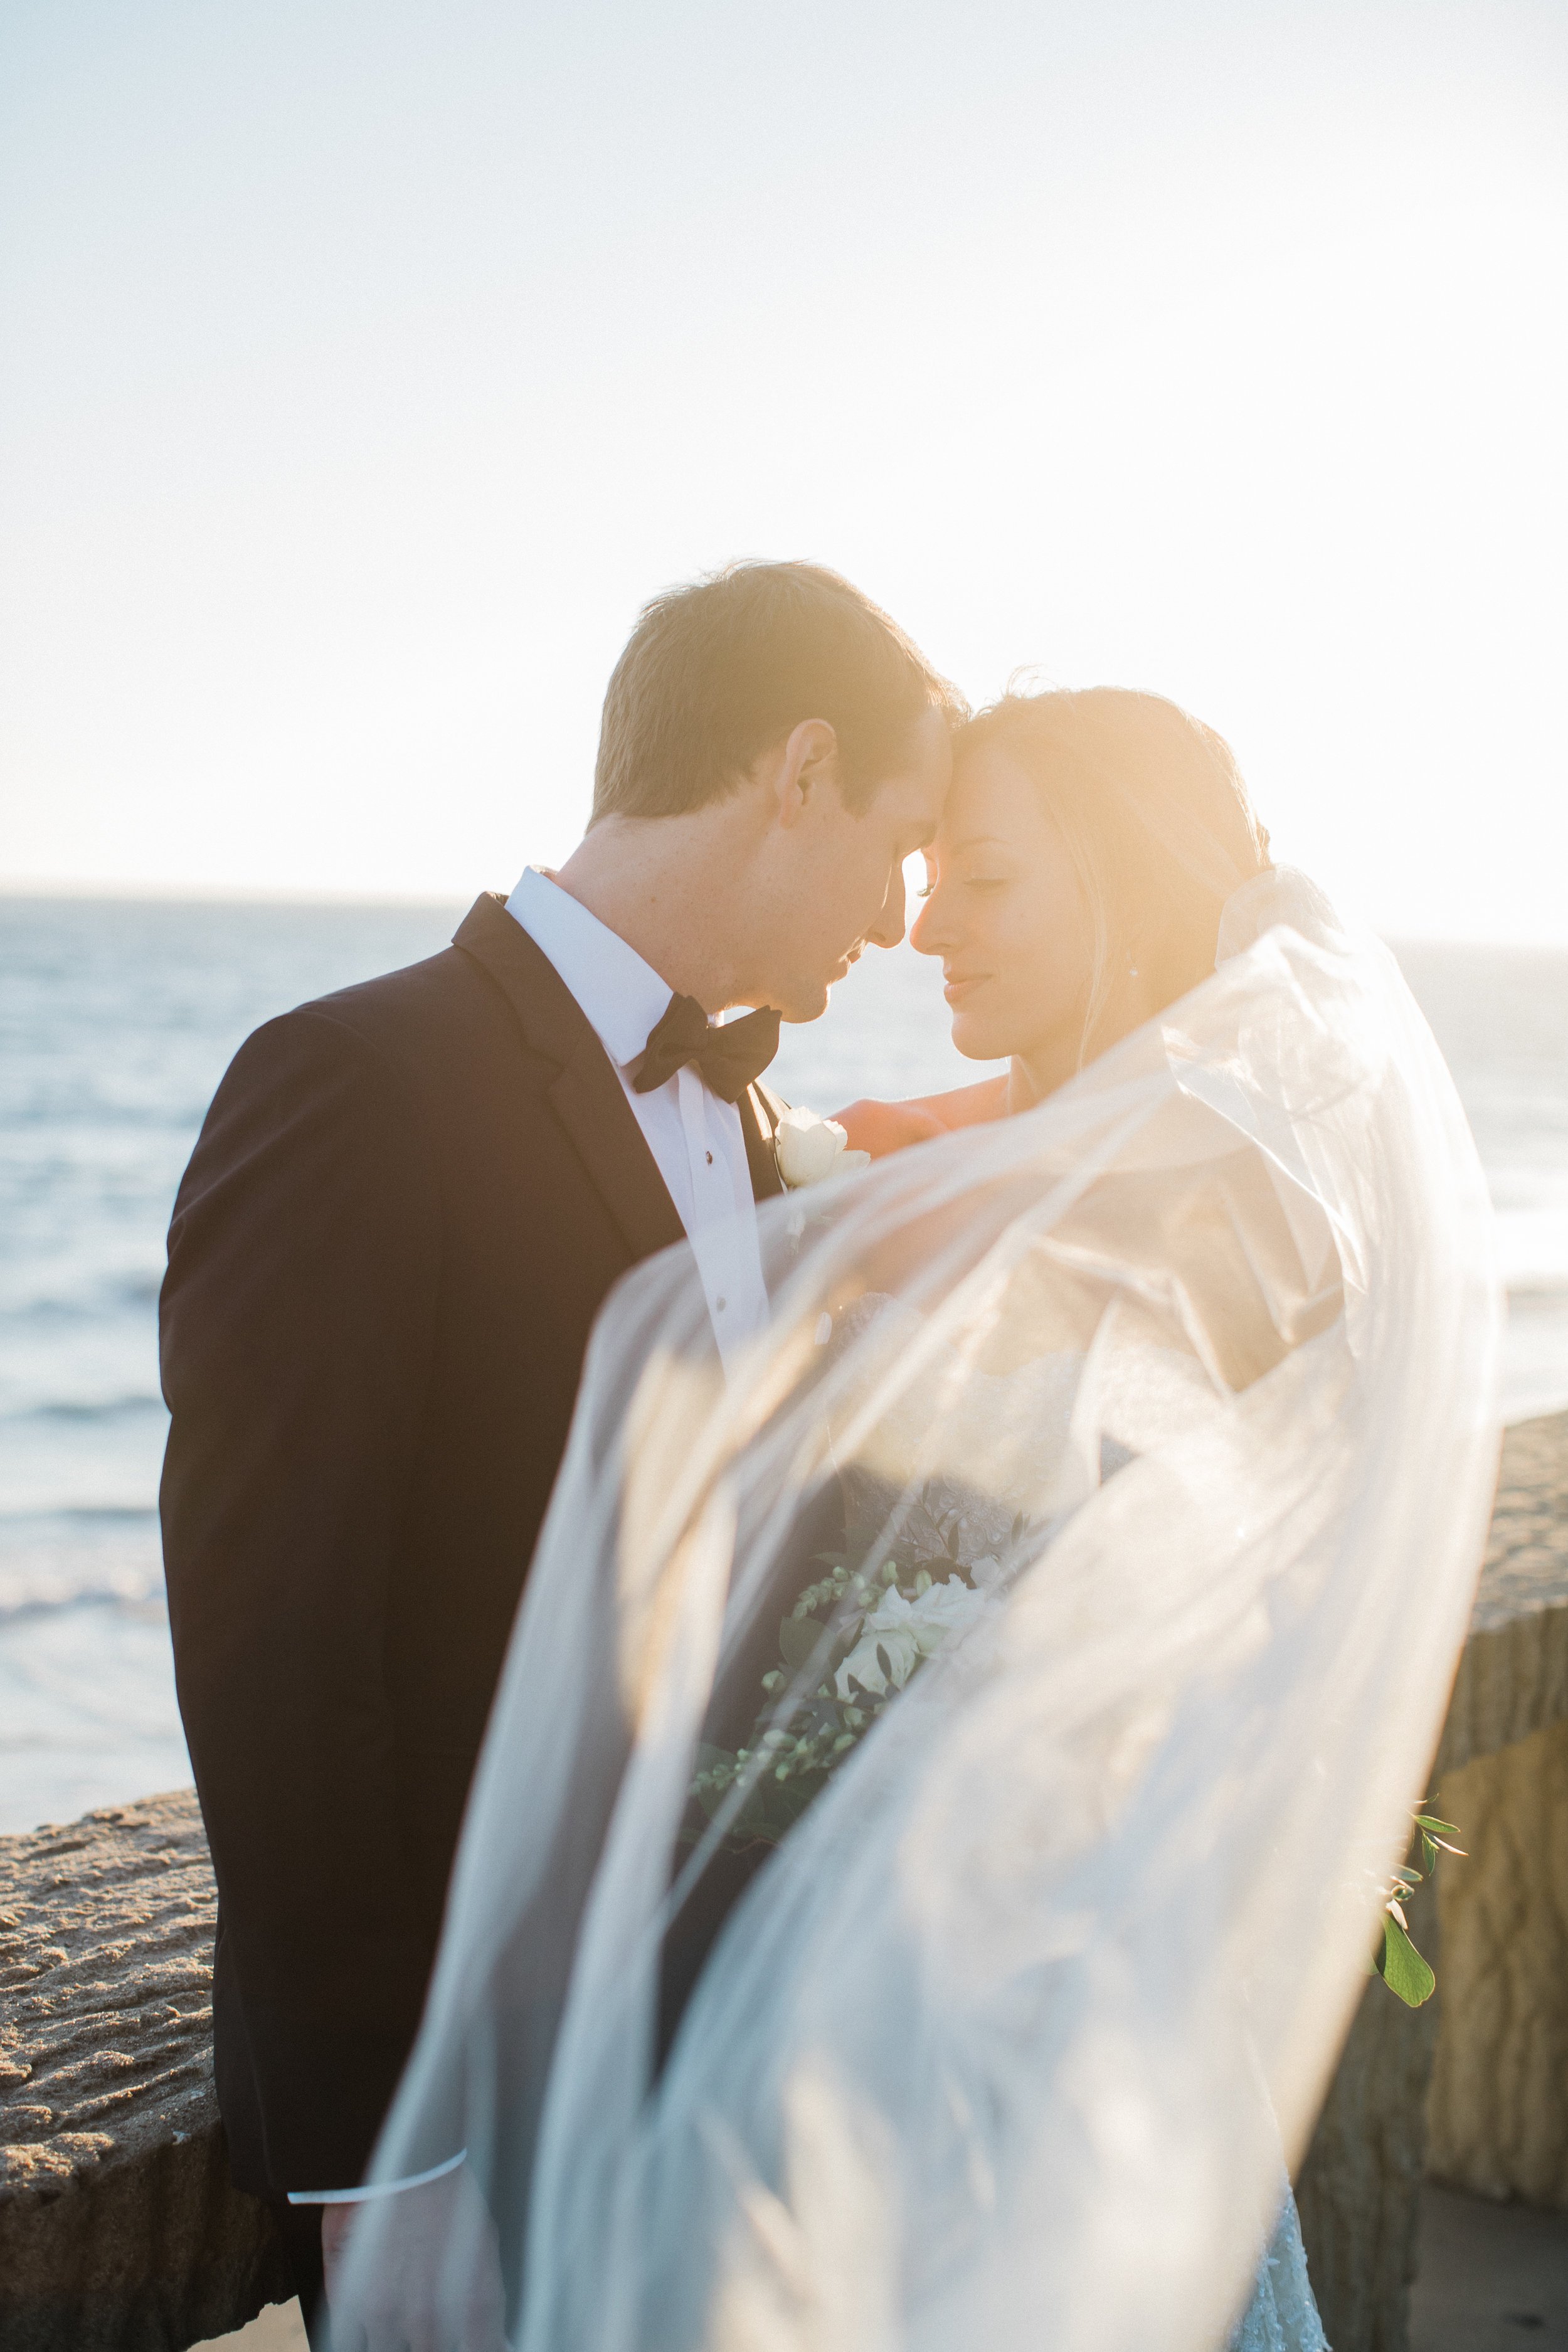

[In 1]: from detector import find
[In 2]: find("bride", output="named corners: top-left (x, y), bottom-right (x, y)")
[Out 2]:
top-left (840, 687), bottom-right (1286, 1154)
top-left (331, 689), bottom-right (1500, 2352)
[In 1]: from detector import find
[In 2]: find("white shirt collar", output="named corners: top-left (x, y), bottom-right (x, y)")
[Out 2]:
top-left (504, 867), bottom-right (676, 1072)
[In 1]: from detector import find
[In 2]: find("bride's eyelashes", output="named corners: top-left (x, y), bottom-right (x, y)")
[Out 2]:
top-left (917, 874), bottom-right (1009, 899)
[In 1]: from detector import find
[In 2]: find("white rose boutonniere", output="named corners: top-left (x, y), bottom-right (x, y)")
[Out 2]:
top-left (832, 1575), bottom-right (988, 1700)
top-left (774, 1105), bottom-right (872, 1189)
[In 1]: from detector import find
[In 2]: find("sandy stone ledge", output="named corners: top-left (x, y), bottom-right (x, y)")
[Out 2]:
top-left (0, 1793), bottom-right (289, 2352)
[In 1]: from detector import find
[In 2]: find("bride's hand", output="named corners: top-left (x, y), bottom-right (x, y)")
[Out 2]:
top-left (322, 2164), bottom-right (507, 2352)
top-left (835, 1077), bottom-right (1010, 1160)
top-left (834, 1098), bottom-right (947, 1157)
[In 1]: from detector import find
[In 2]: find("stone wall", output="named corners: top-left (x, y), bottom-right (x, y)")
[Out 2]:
top-left (1296, 1409), bottom-right (1568, 2352)
top-left (1428, 1719), bottom-right (1568, 2210)
top-left (1428, 1407), bottom-right (1568, 2213)
top-left (0, 1795), bottom-right (289, 2352)
top-left (1295, 1877), bottom-right (1441, 2352)
top-left (4, 1411), bottom-right (1566, 2352)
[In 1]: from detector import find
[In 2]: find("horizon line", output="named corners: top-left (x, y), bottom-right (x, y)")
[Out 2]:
top-left (4, 875), bottom-right (1568, 955)
top-left (0, 875), bottom-right (471, 909)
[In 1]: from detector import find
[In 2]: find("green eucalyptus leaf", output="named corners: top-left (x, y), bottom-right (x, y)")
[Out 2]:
top-left (779, 1617), bottom-right (830, 1673)
top-left (1374, 1914), bottom-right (1436, 2006)
top-left (1414, 1814), bottom-right (1459, 1836)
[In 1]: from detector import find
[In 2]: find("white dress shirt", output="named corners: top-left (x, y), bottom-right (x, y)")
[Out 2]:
top-left (505, 866), bottom-right (771, 1365)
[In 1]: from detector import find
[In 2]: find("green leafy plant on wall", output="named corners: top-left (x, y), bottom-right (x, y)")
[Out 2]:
top-left (1374, 1809), bottom-right (1465, 2006)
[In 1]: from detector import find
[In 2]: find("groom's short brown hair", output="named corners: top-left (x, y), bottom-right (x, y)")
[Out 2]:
top-left (592, 560), bottom-right (962, 823)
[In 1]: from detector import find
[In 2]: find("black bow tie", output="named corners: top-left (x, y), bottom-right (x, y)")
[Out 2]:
top-left (632, 994), bottom-right (781, 1103)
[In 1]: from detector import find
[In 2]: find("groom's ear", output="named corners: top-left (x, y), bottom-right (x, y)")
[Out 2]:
top-left (772, 719), bottom-right (840, 830)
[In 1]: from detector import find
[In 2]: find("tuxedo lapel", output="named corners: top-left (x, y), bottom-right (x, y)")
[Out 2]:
top-left (453, 894), bottom-right (686, 1262)
top-left (741, 1079), bottom-right (787, 1202)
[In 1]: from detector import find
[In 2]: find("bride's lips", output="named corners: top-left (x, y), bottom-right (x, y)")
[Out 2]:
top-left (943, 970), bottom-right (988, 1005)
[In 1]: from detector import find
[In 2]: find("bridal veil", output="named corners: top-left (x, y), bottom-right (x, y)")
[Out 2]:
top-left (339, 872), bottom-right (1500, 2352)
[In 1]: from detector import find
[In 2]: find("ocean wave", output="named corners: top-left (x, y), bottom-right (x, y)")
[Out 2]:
top-left (0, 1508), bottom-right (164, 1617)
top-left (0, 1585), bottom-right (170, 1632)
top-left (3, 1394), bottom-right (167, 1424)
top-left (0, 1271), bottom-right (166, 1321)
top-left (0, 1096), bottom-right (211, 1135)
top-left (1, 1503), bottom-right (158, 1522)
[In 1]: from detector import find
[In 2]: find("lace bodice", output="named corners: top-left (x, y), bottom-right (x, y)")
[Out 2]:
top-left (829, 1288), bottom-right (1228, 1563)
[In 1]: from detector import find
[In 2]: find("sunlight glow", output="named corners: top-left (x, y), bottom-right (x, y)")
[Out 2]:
top-left (2, 1), bottom-right (1564, 939)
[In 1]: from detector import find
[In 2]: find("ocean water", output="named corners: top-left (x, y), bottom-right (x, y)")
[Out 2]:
top-left (2, 894), bottom-right (1565, 1835)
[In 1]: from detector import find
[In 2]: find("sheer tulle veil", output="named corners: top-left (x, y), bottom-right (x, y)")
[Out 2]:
top-left (340, 870), bottom-right (1500, 2352)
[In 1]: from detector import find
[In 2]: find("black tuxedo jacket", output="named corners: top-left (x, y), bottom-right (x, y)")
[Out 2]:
top-left (159, 891), bottom-right (785, 2196)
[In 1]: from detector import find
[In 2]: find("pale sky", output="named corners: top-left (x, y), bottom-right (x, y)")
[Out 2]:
top-left (3, 0), bottom-right (1565, 939)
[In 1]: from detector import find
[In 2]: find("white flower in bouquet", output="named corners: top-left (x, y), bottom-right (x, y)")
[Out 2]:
top-left (775, 1105), bottom-right (872, 1189)
top-left (834, 1575), bottom-right (987, 1699)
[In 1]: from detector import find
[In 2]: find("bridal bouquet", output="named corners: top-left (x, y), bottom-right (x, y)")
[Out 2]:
top-left (688, 1490), bottom-right (1025, 1850)
top-left (686, 1490), bottom-right (1468, 2008)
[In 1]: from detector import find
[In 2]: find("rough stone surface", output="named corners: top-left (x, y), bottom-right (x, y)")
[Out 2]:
top-left (0, 1791), bottom-right (290, 2352)
top-left (1297, 1877), bottom-right (1442, 2352)
top-left (1429, 1717), bottom-right (1568, 2210)
top-left (1298, 1409), bottom-right (1568, 2352)
top-left (1436, 1411), bottom-right (1568, 1779)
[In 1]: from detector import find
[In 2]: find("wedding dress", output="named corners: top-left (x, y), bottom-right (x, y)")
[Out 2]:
top-left (817, 1292), bottom-right (1325, 2352)
top-left (337, 871), bottom-right (1500, 2352)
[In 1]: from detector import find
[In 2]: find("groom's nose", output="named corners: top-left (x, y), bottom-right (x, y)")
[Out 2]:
top-left (867, 861), bottom-right (907, 949)
top-left (909, 885), bottom-right (950, 958)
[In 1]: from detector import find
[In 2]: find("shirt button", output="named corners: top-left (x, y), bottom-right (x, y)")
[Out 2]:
top-left (705, 1150), bottom-right (714, 1164)
top-left (716, 1296), bottom-right (727, 1312)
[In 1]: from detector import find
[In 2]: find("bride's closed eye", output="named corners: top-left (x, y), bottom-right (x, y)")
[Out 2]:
top-left (917, 870), bottom-right (1010, 899)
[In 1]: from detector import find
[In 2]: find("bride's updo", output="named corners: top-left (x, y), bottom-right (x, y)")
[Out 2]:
top-left (958, 686), bottom-right (1273, 1061)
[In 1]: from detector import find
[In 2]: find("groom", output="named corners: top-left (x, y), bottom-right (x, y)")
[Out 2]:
top-left (159, 559), bottom-right (956, 2329)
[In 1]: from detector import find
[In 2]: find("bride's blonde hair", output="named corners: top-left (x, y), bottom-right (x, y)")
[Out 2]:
top-left (958, 686), bottom-right (1272, 1064)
